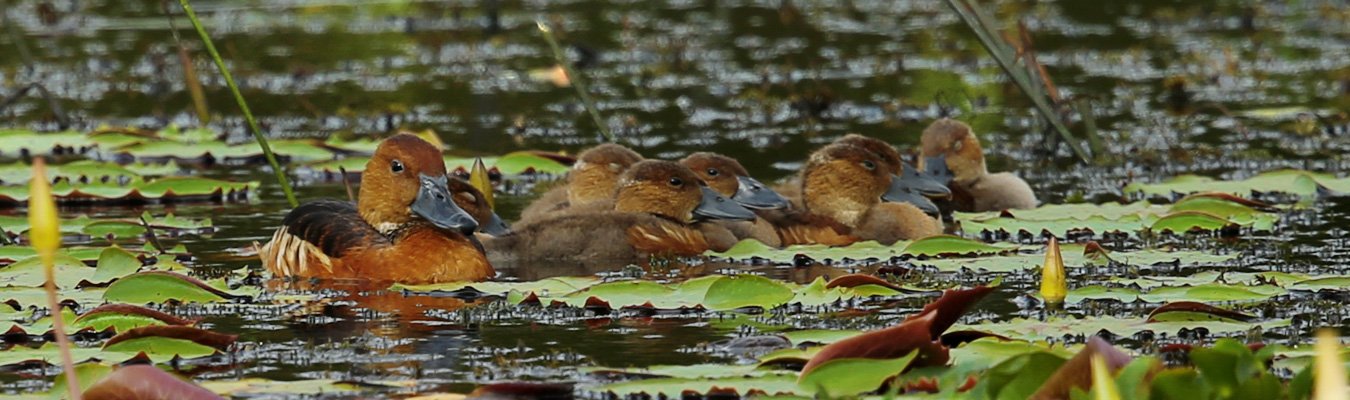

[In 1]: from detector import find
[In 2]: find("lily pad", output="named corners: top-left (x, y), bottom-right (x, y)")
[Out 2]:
top-left (0, 177), bottom-right (257, 205)
top-left (797, 351), bottom-right (919, 397)
top-left (104, 271), bottom-right (242, 304)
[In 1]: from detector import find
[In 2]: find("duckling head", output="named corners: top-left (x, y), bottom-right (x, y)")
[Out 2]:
top-left (801, 143), bottom-right (895, 227)
top-left (568, 143), bottom-right (644, 206)
top-left (920, 118), bottom-right (987, 184)
top-left (615, 160), bottom-right (757, 223)
top-left (447, 177), bottom-right (511, 236)
top-left (680, 152), bottom-right (788, 210)
top-left (833, 134), bottom-right (948, 214)
top-left (359, 133), bottom-right (478, 236)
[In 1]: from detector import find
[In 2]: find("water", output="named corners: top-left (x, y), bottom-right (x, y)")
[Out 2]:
top-left (1, 0), bottom-right (1349, 397)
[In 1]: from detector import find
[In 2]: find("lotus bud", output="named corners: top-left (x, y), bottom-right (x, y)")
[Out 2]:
top-left (1040, 237), bottom-right (1067, 304)
top-left (1315, 329), bottom-right (1348, 400)
top-left (470, 158), bottom-right (494, 208)
top-left (1089, 354), bottom-right (1122, 400)
top-left (27, 158), bottom-right (61, 262)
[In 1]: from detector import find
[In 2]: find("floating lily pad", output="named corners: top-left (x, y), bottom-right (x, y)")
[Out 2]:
top-left (0, 177), bottom-right (257, 205)
top-left (918, 243), bottom-right (1236, 273)
top-left (592, 373), bottom-right (799, 398)
top-left (797, 351), bottom-right (919, 397)
top-left (954, 316), bottom-right (1291, 342)
top-left (308, 151), bottom-right (570, 177)
top-left (957, 196), bottom-right (1277, 237)
top-left (0, 160), bottom-right (180, 185)
top-left (104, 271), bottom-right (242, 304)
top-left (1123, 170), bottom-right (1335, 198)
top-left (706, 236), bottom-right (1017, 264)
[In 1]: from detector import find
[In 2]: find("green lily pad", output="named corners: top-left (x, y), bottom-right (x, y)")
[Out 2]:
top-left (1123, 170), bottom-right (1325, 198)
top-left (86, 247), bottom-right (144, 285)
top-left (798, 351), bottom-right (919, 397)
top-left (485, 151), bottom-right (570, 175)
top-left (199, 379), bottom-right (369, 397)
top-left (902, 235), bottom-right (1016, 257)
top-left (702, 275), bottom-right (795, 311)
top-left (0, 177), bottom-right (257, 205)
top-left (0, 130), bottom-right (95, 156)
top-left (0, 253), bottom-right (94, 288)
top-left (103, 272), bottom-right (238, 304)
top-left (954, 316), bottom-right (1290, 342)
top-left (707, 236), bottom-right (1017, 264)
top-left (592, 373), bottom-right (800, 397)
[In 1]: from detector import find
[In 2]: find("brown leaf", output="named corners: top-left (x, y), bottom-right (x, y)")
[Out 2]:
top-left (800, 311), bottom-right (947, 375)
top-left (83, 364), bottom-right (223, 400)
top-left (907, 285), bottom-right (995, 340)
top-left (469, 382), bottom-right (572, 399)
top-left (1030, 336), bottom-right (1136, 400)
top-left (104, 325), bottom-right (237, 351)
top-left (1147, 301), bottom-right (1256, 322)
top-left (825, 274), bottom-right (908, 292)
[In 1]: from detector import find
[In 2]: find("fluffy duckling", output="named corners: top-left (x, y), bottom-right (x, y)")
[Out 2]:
top-left (260, 134), bottom-right (494, 283)
top-left (918, 118), bottom-right (1038, 212)
top-left (833, 134), bottom-right (950, 215)
top-left (487, 160), bottom-right (757, 262)
top-left (785, 143), bottom-right (942, 245)
top-left (517, 143), bottom-right (644, 223)
top-left (679, 152), bottom-right (788, 249)
top-left (447, 176), bottom-right (510, 237)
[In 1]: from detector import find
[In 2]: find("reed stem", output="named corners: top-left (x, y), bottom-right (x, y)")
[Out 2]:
top-left (177, 0), bottom-right (299, 207)
top-left (537, 21), bottom-right (614, 142)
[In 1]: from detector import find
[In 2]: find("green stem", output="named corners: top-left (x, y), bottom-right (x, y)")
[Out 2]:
top-left (537, 21), bottom-right (614, 142)
top-left (177, 0), bottom-right (299, 207)
top-left (944, 0), bottom-right (1091, 163)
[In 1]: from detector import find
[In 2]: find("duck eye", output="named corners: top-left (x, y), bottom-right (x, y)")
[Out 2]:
top-left (391, 160), bottom-right (404, 173)
top-left (668, 177), bottom-right (683, 187)
top-left (706, 168), bottom-right (719, 177)
top-left (861, 160), bottom-right (876, 171)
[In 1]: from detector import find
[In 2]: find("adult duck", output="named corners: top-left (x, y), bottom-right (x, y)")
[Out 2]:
top-left (260, 134), bottom-right (494, 283)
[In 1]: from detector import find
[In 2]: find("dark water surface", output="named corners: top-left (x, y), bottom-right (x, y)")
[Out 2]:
top-left (2, 0), bottom-right (1349, 397)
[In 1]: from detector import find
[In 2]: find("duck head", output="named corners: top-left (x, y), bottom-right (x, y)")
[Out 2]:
top-left (920, 118), bottom-right (987, 184)
top-left (615, 160), bottom-right (757, 223)
top-left (833, 134), bottom-right (948, 214)
top-left (447, 176), bottom-right (511, 236)
top-left (568, 143), bottom-right (645, 206)
top-left (358, 134), bottom-right (478, 236)
top-left (801, 143), bottom-right (896, 227)
top-left (680, 152), bottom-right (788, 210)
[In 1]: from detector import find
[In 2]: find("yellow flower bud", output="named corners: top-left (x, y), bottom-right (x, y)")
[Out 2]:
top-left (1090, 354), bottom-right (1122, 400)
top-left (470, 158), bottom-right (494, 209)
top-left (1040, 237), bottom-right (1067, 304)
top-left (27, 158), bottom-right (61, 260)
top-left (1316, 329), bottom-right (1348, 400)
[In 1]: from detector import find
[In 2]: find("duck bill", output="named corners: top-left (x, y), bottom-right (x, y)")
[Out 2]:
top-left (732, 175), bottom-right (789, 210)
top-left (412, 174), bottom-right (479, 235)
top-left (923, 155), bottom-right (954, 186)
top-left (882, 176), bottom-right (941, 216)
top-left (480, 212), bottom-right (512, 236)
top-left (693, 186), bottom-right (758, 221)
top-left (899, 164), bottom-right (952, 198)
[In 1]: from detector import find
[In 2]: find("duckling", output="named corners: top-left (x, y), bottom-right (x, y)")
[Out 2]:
top-left (517, 143), bottom-right (644, 223)
top-left (833, 134), bottom-right (951, 216)
top-left (447, 177), bottom-right (510, 237)
top-left (917, 118), bottom-right (1037, 212)
top-left (260, 134), bottom-right (494, 283)
top-left (779, 143), bottom-right (941, 245)
top-left (486, 160), bottom-right (757, 262)
top-left (679, 152), bottom-right (788, 249)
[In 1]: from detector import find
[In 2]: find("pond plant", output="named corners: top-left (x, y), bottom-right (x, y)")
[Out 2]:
top-left (0, 0), bottom-right (1348, 399)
